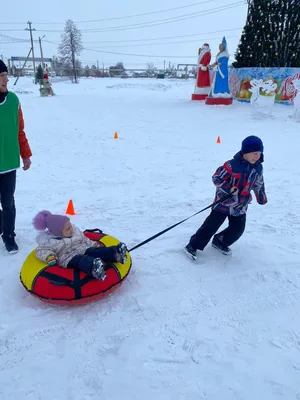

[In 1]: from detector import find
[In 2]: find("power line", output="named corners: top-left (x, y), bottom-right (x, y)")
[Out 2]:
top-left (0, 1), bottom-right (214, 25)
top-left (43, 2), bottom-right (245, 33)
top-left (31, 27), bottom-right (243, 47)
top-left (80, 27), bottom-right (243, 44)
top-left (0, 22), bottom-right (26, 25)
top-left (42, 38), bottom-right (232, 58)
top-left (81, 27), bottom-right (242, 43)
top-left (80, 46), bottom-right (235, 59)
top-left (93, 2), bottom-right (245, 33)
top-left (81, 60), bottom-right (162, 66)
top-left (1, 4), bottom-right (244, 62)
top-left (43, 39), bottom-right (63, 45)
top-left (0, 29), bottom-right (25, 32)
top-left (34, 0), bottom-right (216, 24)
top-left (43, 34), bottom-right (240, 49)
top-left (42, 26), bottom-right (241, 48)
top-left (0, 1), bottom-right (245, 33)
top-left (0, 42), bottom-right (30, 44)
top-left (0, 33), bottom-right (29, 43)
top-left (85, 35), bottom-right (240, 49)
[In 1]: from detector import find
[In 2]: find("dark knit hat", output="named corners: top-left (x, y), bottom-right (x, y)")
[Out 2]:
top-left (241, 136), bottom-right (264, 155)
top-left (0, 60), bottom-right (8, 74)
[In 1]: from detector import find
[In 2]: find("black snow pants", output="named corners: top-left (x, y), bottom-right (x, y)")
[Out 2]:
top-left (67, 246), bottom-right (117, 275)
top-left (189, 210), bottom-right (246, 250)
top-left (0, 170), bottom-right (17, 240)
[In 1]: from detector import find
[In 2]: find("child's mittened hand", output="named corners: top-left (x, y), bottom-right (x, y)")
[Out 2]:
top-left (46, 255), bottom-right (57, 266)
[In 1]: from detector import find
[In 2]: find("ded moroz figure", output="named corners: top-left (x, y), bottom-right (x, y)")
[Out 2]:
top-left (191, 43), bottom-right (212, 101)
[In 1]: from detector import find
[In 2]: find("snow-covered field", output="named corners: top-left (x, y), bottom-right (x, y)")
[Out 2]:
top-left (1, 76), bottom-right (300, 400)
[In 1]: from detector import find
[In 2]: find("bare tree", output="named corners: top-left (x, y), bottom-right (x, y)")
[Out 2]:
top-left (58, 19), bottom-right (83, 83)
top-left (146, 62), bottom-right (156, 76)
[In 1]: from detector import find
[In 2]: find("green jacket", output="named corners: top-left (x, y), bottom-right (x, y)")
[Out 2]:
top-left (0, 92), bottom-right (21, 173)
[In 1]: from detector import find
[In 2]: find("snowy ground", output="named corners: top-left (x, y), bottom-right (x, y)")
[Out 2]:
top-left (1, 76), bottom-right (300, 400)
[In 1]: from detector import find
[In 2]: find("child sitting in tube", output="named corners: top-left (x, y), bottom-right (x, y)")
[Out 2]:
top-left (33, 210), bottom-right (128, 281)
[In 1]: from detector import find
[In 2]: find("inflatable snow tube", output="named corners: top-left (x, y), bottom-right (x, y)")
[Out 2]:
top-left (20, 230), bottom-right (132, 306)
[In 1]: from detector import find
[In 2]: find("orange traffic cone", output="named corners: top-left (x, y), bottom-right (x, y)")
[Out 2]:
top-left (65, 200), bottom-right (76, 215)
top-left (216, 136), bottom-right (221, 144)
top-left (114, 132), bottom-right (118, 139)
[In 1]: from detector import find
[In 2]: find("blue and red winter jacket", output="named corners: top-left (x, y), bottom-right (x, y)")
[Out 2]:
top-left (212, 151), bottom-right (267, 216)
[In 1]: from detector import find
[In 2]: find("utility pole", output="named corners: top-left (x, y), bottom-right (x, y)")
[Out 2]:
top-left (25, 21), bottom-right (36, 78)
top-left (14, 48), bottom-right (32, 86)
top-left (39, 35), bottom-right (45, 71)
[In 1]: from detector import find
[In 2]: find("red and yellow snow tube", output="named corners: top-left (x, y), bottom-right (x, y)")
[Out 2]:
top-left (20, 230), bottom-right (132, 305)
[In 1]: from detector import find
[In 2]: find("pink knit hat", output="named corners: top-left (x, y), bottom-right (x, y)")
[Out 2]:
top-left (33, 210), bottom-right (70, 236)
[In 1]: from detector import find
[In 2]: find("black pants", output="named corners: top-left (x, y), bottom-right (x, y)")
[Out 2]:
top-left (189, 210), bottom-right (246, 251)
top-left (0, 171), bottom-right (16, 239)
top-left (67, 246), bottom-right (117, 275)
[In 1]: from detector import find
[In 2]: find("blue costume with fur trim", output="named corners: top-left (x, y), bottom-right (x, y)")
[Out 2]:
top-left (208, 37), bottom-right (231, 98)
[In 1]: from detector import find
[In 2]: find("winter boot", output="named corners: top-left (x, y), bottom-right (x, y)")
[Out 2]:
top-left (2, 234), bottom-right (19, 254)
top-left (184, 243), bottom-right (197, 260)
top-left (91, 258), bottom-right (106, 281)
top-left (212, 235), bottom-right (231, 255)
top-left (114, 242), bottom-right (128, 264)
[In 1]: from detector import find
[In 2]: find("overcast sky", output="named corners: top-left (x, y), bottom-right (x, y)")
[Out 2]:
top-left (2, 0), bottom-right (248, 69)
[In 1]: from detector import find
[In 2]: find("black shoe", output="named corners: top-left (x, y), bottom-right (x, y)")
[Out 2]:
top-left (184, 243), bottom-right (197, 260)
top-left (212, 236), bottom-right (231, 255)
top-left (2, 235), bottom-right (19, 254)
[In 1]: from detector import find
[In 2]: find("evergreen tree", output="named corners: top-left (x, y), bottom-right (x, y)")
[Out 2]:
top-left (234, 0), bottom-right (300, 68)
top-left (280, 0), bottom-right (300, 67)
top-left (58, 19), bottom-right (83, 83)
top-left (35, 64), bottom-right (44, 83)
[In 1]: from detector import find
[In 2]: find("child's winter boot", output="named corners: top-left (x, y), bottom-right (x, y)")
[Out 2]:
top-left (114, 242), bottom-right (128, 264)
top-left (91, 258), bottom-right (106, 281)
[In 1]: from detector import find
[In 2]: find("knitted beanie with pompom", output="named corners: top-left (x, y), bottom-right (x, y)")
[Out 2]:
top-left (33, 210), bottom-right (70, 237)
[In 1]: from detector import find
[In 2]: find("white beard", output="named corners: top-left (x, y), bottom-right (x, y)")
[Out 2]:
top-left (198, 47), bottom-right (210, 62)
